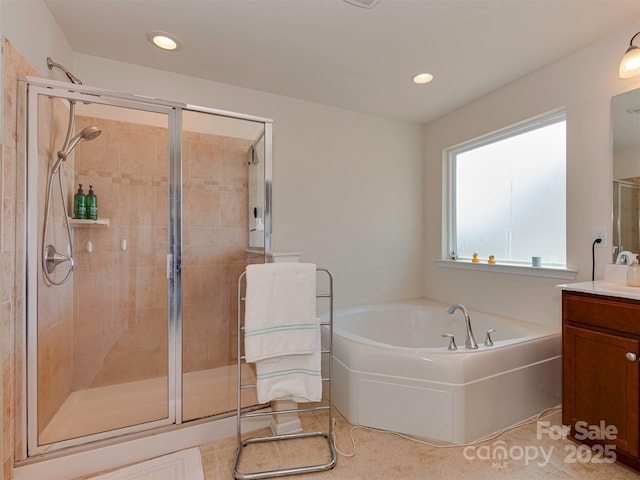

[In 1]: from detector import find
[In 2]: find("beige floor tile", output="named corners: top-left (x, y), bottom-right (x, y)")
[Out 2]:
top-left (540, 470), bottom-right (580, 480)
top-left (197, 409), bottom-right (640, 480)
top-left (211, 433), bottom-right (237, 451)
top-left (200, 451), bottom-right (218, 480)
top-left (232, 440), bottom-right (281, 476)
top-left (274, 434), bottom-right (335, 467)
top-left (555, 459), bottom-right (640, 480)
top-left (298, 410), bottom-right (320, 427)
top-left (215, 446), bottom-right (237, 480)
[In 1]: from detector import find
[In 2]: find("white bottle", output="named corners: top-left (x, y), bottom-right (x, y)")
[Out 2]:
top-left (627, 255), bottom-right (640, 287)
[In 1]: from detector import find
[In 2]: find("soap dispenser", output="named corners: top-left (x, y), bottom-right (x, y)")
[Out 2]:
top-left (73, 184), bottom-right (86, 219)
top-left (627, 255), bottom-right (640, 287)
top-left (86, 185), bottom-right (98, 220)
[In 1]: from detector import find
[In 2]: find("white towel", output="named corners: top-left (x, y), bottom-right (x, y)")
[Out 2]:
top-left (255, 323), bottom-right (322, 404)
top-left (244, 262), bottom-right (317, 363)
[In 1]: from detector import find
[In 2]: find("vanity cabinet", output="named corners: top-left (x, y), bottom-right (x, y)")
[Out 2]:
top-left (562, 290), bottom-right (640, 470)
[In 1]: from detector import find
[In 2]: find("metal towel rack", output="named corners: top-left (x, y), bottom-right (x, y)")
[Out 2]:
top-left (232, 267), bottom-right (337, 479)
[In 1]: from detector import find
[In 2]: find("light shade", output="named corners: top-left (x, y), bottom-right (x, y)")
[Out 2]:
top-left (619, 32), bottom-right (640, 79)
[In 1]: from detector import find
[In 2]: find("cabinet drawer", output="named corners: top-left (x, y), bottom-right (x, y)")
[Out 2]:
top-left (563, 291), bottom-right (640, 335)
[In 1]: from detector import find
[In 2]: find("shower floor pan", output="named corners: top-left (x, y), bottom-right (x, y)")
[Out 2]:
top-left (39, 364), bottom-right (257, 445)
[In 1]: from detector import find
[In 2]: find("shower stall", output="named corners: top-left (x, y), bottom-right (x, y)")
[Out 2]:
top-left (613, 179), bottom-right (640, 261)
top-left (21, 76), bottom-right (272, 459)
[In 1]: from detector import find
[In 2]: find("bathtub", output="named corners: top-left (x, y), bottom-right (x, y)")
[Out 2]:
top-left (323, 299), bottom-right (561, 444)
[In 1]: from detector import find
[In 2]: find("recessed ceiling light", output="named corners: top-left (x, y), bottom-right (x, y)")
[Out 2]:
top-left (343, 0), bottom-right (382, 8)
top-left (412, 73), bottom-right (434, 84)
top-left (147, 31), bottom-right (182, 51)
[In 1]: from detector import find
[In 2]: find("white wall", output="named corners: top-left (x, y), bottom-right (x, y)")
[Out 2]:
top-left (71, 55), bottom-right (424, 308)
top-left (424, 23), bottom-right (640, 328)
top-left (1, 0), bottom-right (75, 143)
top-left (0, 0), bottom-right (424, 308)
top-left (1, 0), bottom-right (74, 77)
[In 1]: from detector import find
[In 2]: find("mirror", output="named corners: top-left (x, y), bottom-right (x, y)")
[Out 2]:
top-left (612, 88), bottom-right (640, 261)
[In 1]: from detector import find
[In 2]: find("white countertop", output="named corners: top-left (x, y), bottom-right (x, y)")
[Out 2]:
top-left (557, 281), bottom-right (640, 301)
top-left (557, 263), bottom-right (640, 301)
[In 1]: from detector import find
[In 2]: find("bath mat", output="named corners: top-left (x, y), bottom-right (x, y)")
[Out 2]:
top-left (91, 448), bottom-right (204, 480)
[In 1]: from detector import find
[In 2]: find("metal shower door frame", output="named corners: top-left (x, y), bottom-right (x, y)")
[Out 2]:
top-left (21, 76), bottom-right (274, 458)
top-left (614, 179), bottom-right (640, 260)
top-left (24, 80), bottom-right (181, 456)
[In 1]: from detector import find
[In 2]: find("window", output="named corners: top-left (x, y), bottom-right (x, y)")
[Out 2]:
top-left (445, 110), bottom-right (566, 267)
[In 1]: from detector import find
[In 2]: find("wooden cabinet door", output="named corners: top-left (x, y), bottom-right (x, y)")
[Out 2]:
top-left (563, 324), bottom-right (640, 457)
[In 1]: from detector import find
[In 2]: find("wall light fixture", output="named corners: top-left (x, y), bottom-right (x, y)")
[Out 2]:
top-left (619, 32), bottom-right (640, 79)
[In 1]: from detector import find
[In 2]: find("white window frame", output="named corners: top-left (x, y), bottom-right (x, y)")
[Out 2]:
top-left (439, 109), bottom-right (576, 280)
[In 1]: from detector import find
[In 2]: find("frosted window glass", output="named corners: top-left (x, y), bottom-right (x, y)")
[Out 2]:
top-left (452, 118), bottom-right (566, 266)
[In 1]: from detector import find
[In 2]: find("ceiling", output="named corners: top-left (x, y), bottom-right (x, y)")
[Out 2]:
top-left (44, 0), bottom-right (640, 124)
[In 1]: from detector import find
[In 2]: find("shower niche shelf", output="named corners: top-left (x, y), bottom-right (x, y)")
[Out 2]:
top-left (68, 218), bottom-right (110, 227)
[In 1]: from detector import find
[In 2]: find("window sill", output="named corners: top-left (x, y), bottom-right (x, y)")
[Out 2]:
top-left (435, 259), bottom-right (577, 280)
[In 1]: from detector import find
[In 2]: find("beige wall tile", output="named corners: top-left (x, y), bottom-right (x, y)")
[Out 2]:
top-left (189, 189), bottom-right (221, 228)
top-left (184, 227), bottom-right (220, 266)
top-left (189, 140), bottom-right (221, 182)
top-left (120, 132), bottom-right (157, 176)
top-left (221, 190), bottom-right (248, 229)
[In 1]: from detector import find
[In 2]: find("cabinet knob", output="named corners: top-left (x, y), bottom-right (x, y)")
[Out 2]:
top-left (626, 352), bottom-right (638, 362)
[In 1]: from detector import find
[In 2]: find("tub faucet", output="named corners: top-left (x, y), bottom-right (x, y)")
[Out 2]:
top-left (446, 304), bottom-right (478, 349)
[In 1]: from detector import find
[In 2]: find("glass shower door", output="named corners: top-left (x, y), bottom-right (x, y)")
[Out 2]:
top-left (180, 109), bottom-right (267, 421)
top-left (26, 84), bottom-right (178, 452)
top-left (614, 180), bottom-right (640, 260)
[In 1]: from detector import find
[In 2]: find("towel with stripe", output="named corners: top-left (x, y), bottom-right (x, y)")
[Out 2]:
top-left (244, 262), bottom-right (317, 362)
top-left (255, 323), bottom-right (322, 403)
top-left (244, 262), bottom-right (321, 403)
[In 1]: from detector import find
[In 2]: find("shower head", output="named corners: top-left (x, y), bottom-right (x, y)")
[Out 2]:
top-left (79, 126), bottom-right (102, 142)
top-left (52, 126), bottom-right (101, 173)
top-left (62, 126), bottom-right (101, 157)
top-left (47, 57), bottom-right (83, 85)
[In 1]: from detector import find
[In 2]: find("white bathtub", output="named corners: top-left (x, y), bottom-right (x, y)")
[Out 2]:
top-left (323, 299), bottom-right (561, 444)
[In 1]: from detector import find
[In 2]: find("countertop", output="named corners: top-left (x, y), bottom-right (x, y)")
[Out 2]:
top-left (557, 281), bottom-right (640, 301)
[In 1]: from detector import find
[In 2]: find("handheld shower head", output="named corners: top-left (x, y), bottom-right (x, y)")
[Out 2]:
top-left (63, 125), bottom-right (101, 156)
top-left (79, 126), bottom-right (102, 142)
top-left (47, 57), bottom-right (83, 85)
top-left (52, 126), bottom-right (101, 173)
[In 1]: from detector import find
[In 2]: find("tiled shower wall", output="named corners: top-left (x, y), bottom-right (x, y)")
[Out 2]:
top-left (72, 117), bottom-right (170, 389)
top-left (72, 116), bottom-right (253, 388)
top-left (181, 130), bottom-right (253, 374)
top-left (2, 38), bottom-right (32, 476)
top-left (617, 177), bottom-right (640, 256)
top-left (36, 96), bottom-right (76, 435)
top-left (3, 40), bottom-right (81, 453)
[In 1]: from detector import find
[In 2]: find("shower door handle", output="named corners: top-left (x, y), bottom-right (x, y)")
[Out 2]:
top-left (167, 254), bottom-right (173, 279)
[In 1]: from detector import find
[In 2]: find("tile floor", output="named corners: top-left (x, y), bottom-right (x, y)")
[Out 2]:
top-left (198, 409), bottom-right (640, 480)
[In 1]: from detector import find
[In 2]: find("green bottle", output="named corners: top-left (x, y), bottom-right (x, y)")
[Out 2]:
top-left (73, 184), bottom-right (86, 219)
top-left (86, 185), bottom-right (98, 220)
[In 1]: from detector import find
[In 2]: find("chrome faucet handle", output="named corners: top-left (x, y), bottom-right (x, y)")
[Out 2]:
top-left (441, 333), bottom-right (457, 351)
top-left (484, 329), bottom-right (496, 347)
